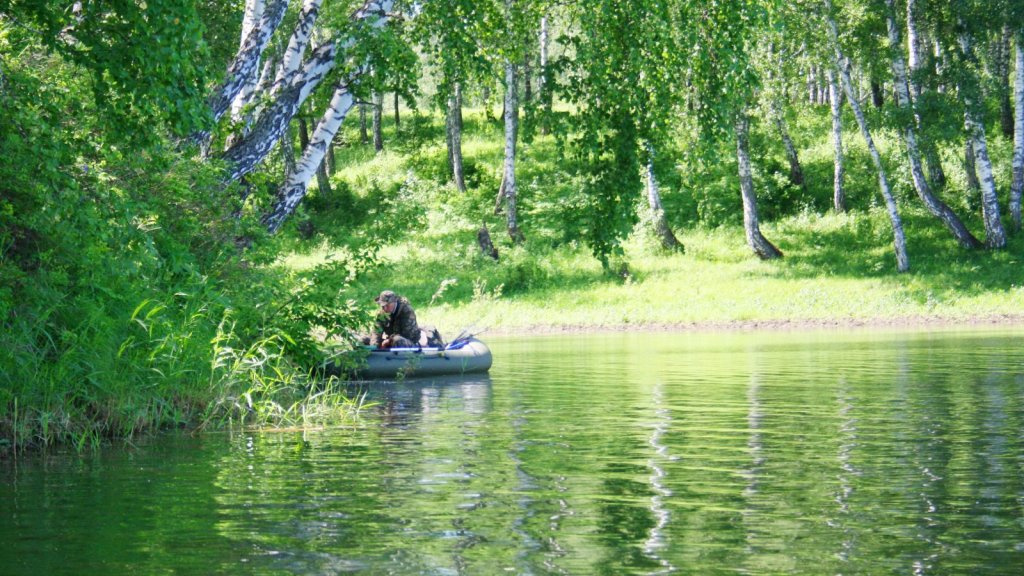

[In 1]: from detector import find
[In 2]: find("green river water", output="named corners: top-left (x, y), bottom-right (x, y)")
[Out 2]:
top-left (2, 329), bottom-right (1023, 575)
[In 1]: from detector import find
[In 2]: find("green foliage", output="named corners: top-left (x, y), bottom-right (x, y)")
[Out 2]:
top-left (1, 0), bottom-right (214, 138)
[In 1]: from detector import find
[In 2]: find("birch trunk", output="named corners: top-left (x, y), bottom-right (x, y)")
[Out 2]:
top-left (497, 59), bottom-right (524, 243)
top-left (906, 0), bottom-right (946, 188)
top-left (828, 68), bottom-right (846, 212)
top-left (884, 0), bottom-right (981, 249)
top-left (539, 15), bottom-right (551, 135)
top-left (263, 85), bottom-right (355, 232)
top-left (959, 27), bottom-right (1007, 248)
top-left (446, 83), bottom-right (467, 193)
top-left (644, 143), bottom-right (682, 251)
top-left (372, 91), bottom-right (383, 152)
top-left (219, 42), bottom-right (338, 183)
top-left (192, 0), bottom-right (289, 152)
top-left (272, 0), bottom-right (324, 95)
top-left (229, 0), bottom-right (266, 122)
top-left (359, 104), bottom-right (368, 144)
top-left (827, 0), bottom-right (909, 272)
top-left (1011, 29), bottom-right (1024, 231)
top-left (300, 116), bottom-right (332, 195)
top-left (998, 25), bottom-right (1014, 138)
top-left (735, 113), bottom-right (782, 260)
top-left (772, 101), bottom-right (805, 187)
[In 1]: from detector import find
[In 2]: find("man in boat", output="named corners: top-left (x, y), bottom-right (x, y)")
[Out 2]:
top-left (372, 290), bottom-right (421, 349)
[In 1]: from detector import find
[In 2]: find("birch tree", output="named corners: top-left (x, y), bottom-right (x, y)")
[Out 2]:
top-left (828, 68), bottom-right (847, 212)
top-left (954, 15), bottom-right (1006, 248)
top-left (826, 0), bottom-right (909, 272)
top-left (1012, 27), bottom-right (1024, 231)
top-left (883, 0), bottom-right (982, 249)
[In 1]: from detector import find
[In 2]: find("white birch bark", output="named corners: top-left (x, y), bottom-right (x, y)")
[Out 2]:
top-left (447, 83), bottom-right (466, 193)
top-left (1012, 29), bottom-right (1024, 231)
top-left (827, 0), bottom-right (909, 272)
top-left (735, 112), bottom-right (782, 260)
top-left (272, 0), bottom-right (324, 95)
top-left (219, 0), bottom-right (394, 184)
top-left (644, 143), bottom-right (682, 251)
top-left (495, 58), bottom-right (524, 242)
top-left (884, 0), bottom-right (981, 249)
top-left (372, 91), bottom-right (384, 152)
top-left (828, 68), bottom-right (846, 212)
top-left (263, 85), bottom-right (356, 233)
top-left (958, 27), bottom-right (1007, 248)
top-left (230, 0), bottom-right (266, 121)
top-left (194, 0), bottom-right (289, 151)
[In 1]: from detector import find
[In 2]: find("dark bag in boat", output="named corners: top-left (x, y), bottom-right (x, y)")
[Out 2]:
top-left (420, 325), bottom-right (445, 348)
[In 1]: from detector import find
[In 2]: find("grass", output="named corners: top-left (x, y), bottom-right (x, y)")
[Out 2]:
top-left (282, 103), bottom-right (1024, 338)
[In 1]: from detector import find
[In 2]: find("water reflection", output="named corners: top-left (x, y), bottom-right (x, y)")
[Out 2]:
top-left (3, 329), bottom-right (1024, 575)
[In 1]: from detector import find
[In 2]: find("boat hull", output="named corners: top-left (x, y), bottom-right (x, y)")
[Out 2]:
top-left (354, 338), bottom-right (492, 379)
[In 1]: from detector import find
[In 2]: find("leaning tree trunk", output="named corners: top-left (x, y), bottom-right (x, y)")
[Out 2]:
top-left (372, 91), bottom-right (384, 152)
top-left (828, 68), bottom-right (847, 212)
top-left (884, 0), bottom-right (981, 249)
top-left (496, 59), bottom-right (524, 243)
top-left (735, 113), bottom-right (783, 260)
top-left (263, 84), bottom-right (356, 233)
top-left (644, 143), bottom-right (682, 252)
top-left (959, 27), bottom-right (1007, 248)
top-left (827, 0), bottom-right (909, 272)
top-left (771, 100), bottom-right (805, 187)
top-left (229, 0), bottom-right (265, 125)
top-left (1011, 28), bottom-right (1024, 231)
top-left (191, 0), bottom-right (289, 153)
top-left (446, 83), bottom-right (467, 193)
top-left (906, 0), bottom-right (946, 188)
top-left (299, 116), bottom-right (332, 195)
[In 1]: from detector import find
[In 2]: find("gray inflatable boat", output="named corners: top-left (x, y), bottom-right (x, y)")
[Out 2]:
top-left (353, 338), bottom-right (492, 379)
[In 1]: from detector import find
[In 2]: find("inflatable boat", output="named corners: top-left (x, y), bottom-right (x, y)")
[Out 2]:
top-left (352, 337), bottom-right (492, 379)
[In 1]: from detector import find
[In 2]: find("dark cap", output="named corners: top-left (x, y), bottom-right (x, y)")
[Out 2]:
top-left (375, 290), bottom-right (397, 304)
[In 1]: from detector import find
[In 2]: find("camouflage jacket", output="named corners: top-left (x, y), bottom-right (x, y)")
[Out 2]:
top-left (375, 297), bottom-right (420, 343)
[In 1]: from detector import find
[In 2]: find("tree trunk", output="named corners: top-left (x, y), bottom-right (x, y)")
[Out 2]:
top-left (263, 86), bottom-right (355, 233)
top-left (218, 43), bottom-right (339, 183)
top-left (497, 59), bottom-right (524, 243)
top-left (229, 0), bottom-right (265, 122)
top-left (827, 0), bottom-right (909, 272)
top-left (191, 0), bottom-right (289, 152)
top-left (645, 143), bottom-right (682, 251)
top-left (828, 68), bottom-right (847, 212)
top-left (997, 25), bottom-right (1014, 138)
top-left (446, 83), bottom-right (467, 193)
top-left (871, 77), bottom-right (884, 108)
top-left (772, 101), bottom-right (805, 187)
top-left (394, 92), bottom-right (400, 128)
top-left (884, 0), bottom-right (981, 249)
top-left (539, 15), bottom-right (551, 135)
top-left (326, 141), bottom-right (336, 175)
top-left (359, 103), bottom-right (368, 144)
top-left (735, 113), bottom-right (782, 260)
top-left (272, 0), bottom-right (324, 95)
top-left (477, 224), bottom-right (499, 260)
top-left (959, 27), bottom-right (1007, 248)
top-left (906, 0), bottom-right (946, 188)
top-left (300, 116), bottom-right (332, 195)
top-left (372, 91), bottom-right (384, 152)
top-left (965, 139), bottom-right (981, 200)
top-left (1011, 28), bottom-right (1024, 231)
